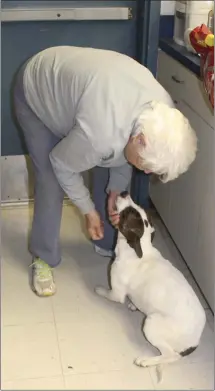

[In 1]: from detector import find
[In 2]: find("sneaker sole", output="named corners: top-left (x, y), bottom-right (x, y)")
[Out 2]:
top-left (31, 285), bottom-right (56, 297)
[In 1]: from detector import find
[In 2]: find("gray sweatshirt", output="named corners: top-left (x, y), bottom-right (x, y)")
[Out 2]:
top-left (23, 46), bottom-right (173, 214)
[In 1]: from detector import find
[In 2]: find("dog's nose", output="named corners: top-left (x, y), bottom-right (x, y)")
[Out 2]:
top-left (120, 191), bottom-right (129, 198)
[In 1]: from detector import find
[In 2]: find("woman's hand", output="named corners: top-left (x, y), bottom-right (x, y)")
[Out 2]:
top-left (108, 191), bottom-right (120, 228)
top-left (85, 210), bottom-right (104, 240)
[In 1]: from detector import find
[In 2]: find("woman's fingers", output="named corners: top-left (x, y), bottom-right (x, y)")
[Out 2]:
top-left (96, 224), bottom-right (104, 239)
top-left (108, 192), bottom-right (120, 227)
top-left (88, 226), bottom-right (104, 240)
top-left (107, 191), bottom-right (119, 214)
top-left (85, 210), bottom-right (104, 240)
top-left (109, 212), bottom-right (120, 227)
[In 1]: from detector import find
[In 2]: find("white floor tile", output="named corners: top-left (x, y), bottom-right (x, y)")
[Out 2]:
top-left (187, 361), bottom-right (214, 390)
top-left (2, 205), bottom-right (214, 390)
top-left (56, 315), bottom-right (155, 376)
top-left (2, 225), bottom-right (32, 272)
top-left (59, 204), bottom-right (87, 242)
top-left (51, 247), bottom-right (120, 324)
top-left (2, 376), bottom-right (65, 390)
top-left (149, 363), bottom-right (193, 390)
top-left (2, 260), bottom-right (54, 326)
top-left (150, 360), bottom-right (214, 390)
top-left (2, 323), bottom-right (62, 382)
top-left (64, 367), bottom-right (154, 390)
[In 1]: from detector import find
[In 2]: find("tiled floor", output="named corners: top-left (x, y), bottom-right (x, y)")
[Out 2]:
top-left (1, 204), bottom-right (214, 390)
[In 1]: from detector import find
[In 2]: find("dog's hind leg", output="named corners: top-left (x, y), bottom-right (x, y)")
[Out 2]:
top-left (135, 314), bottom-right (181, 368)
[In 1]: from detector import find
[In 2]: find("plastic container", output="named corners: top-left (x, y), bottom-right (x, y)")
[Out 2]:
top-left (208, 8), bottom-right (214, 33)
top-left (185, 1), bottom-right (214, 31)
top-left (174, 0), bottom-right (214, 46)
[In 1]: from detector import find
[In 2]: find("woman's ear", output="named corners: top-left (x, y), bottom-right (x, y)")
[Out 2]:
top-left (136, 133), bottom-right (146, 147)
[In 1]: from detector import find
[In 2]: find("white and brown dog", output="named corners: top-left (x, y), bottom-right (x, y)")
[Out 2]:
top-left (95, 192), bottom-right (206, 372)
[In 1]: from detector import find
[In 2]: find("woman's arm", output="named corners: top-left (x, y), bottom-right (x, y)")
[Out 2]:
top-left (106, 163), bottom-right (133, 227)
top-left (106, 162), bottom-right (132, 194)
top-left (49, 126), bottom-right (100, 215)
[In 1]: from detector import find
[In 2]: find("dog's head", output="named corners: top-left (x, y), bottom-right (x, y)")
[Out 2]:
top-left (116, 192), bottom-right (155, 258)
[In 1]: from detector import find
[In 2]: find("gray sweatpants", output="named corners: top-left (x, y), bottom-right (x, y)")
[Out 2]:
top-left (14, 66), bottom-right (116, 267)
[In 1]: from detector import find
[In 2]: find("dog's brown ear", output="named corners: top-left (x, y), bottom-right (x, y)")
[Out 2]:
top-left (151, 231), bottom-right (155, 243)
top-left (127, 234), bottom-right (143, 258)
top-left (119, 206), bottom-right (144, 258)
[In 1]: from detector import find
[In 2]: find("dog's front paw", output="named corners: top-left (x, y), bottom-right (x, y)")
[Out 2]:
top-left (134, 357), bottom-right (149, 368)
top-left (95, 286), bottom-right (109, 298)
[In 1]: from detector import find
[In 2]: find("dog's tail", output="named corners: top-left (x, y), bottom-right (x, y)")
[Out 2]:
top-left (156, 365), bottom-right (163, 383)
top-left (156, 347), bottom-right (198, 383)
top-left (156, 354), bottom-right (181, 383)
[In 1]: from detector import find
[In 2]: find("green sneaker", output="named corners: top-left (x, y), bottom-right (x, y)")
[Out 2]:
top-left (31, 258), bottom-right (56, 297)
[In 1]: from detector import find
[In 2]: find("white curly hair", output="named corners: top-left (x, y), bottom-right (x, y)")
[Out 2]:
top-left (136, 101), bottom-right (198, 182)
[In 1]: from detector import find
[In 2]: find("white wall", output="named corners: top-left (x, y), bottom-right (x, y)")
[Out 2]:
top-left (160, 0), bottom-right (175, 15)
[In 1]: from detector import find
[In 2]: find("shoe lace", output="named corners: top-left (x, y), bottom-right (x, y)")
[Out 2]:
top-left (31, 259), bottom-right (53, 279)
